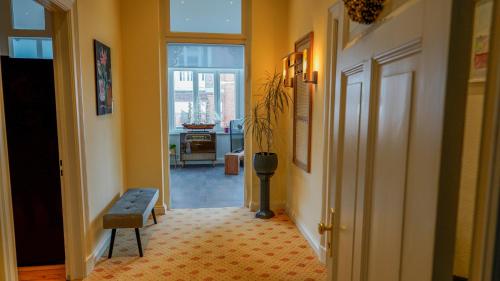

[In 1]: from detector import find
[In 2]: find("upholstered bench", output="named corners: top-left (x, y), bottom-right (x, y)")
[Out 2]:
top-left (103, 188), bottom-right (159, 258)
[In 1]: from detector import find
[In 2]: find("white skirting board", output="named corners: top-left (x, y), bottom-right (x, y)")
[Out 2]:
top-left (286, 208), bottom-right (327, 264)
top-left (85, 230), bottom-right (111, 276)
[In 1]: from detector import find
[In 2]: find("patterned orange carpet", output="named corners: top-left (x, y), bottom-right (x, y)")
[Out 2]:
top-left (85, 208), bottom-right (326, 281)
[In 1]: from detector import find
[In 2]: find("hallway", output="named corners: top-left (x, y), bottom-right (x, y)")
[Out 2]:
top-left (85, 208), bottom-right (326, 281)
top-left (170, 165), bottom-right (244, 209)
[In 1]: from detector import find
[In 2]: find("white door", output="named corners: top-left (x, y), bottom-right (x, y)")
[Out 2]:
top-left (320, 0), bottom-right (468, 280)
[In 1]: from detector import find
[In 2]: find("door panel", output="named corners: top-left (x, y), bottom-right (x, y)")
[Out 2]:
top-left (337, 70), bottom-right (364, 281)
top-left (367, 54), bottom-right (417, 281)
top-left (1, 56), bottom-right (65, 266)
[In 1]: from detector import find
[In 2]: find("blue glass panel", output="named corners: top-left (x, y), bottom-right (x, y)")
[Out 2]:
top-left (170, 0), bottom-right (242, 34)
top-left (10, 37), bottom-right (53, 59)
top-left (11, 38), bottom-right (38, 58)
top-left (168, 44), bottom-right (244, 68)
top-left (41, 39), bottom-right (53, 59)
top-left (12, 0), bottom-right (46, 30)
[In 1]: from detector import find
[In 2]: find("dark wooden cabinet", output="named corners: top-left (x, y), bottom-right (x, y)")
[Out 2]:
top-left (180, 132), bottom-right (217, 166)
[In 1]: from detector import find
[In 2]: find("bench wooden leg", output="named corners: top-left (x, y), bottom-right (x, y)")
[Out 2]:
top-left (135, 228), bottom-right (143, 257)
top-left (151, 208), bottom-right (157, 224)
top-left (108, 229), bottom-right (116, 259)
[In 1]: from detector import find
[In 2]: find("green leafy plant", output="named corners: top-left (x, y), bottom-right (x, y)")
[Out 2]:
top-left (169, 144), bottom-right (177, 150)
top-left (245, 71), bottom-right (291, 154)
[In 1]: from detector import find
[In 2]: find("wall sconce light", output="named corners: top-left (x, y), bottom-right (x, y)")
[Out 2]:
top-left (282, 49), bottom-right (318, 88)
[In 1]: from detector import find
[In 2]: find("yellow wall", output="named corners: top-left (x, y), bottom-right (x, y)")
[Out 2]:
top-left (286, 0), bottom-right (337, 255)
top-left (453, 82), bottom-right (485, 277)
top-left (287, 0), bottom-right (336, 254)
top-left (249, 0), bottom-right (289, 210)
top-left (75, 0), bottom-right (125, 258)
top-left (120, 0), bottom-right (165, 209)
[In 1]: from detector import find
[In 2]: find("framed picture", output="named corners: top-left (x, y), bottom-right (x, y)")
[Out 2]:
top-left (470, 0), bottom-right (493, 82)
top-left (292, 32), bottom-right (314, 173)
top-left (94, 40), bottom-right (113, 115)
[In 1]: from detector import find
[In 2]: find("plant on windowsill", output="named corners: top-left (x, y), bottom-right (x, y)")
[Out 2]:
top-left (245, 71), bottom-right (291, 219)
top-left (169, 144), bottom-right (177, 154)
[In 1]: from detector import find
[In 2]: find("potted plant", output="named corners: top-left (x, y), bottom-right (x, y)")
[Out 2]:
top-left (245, 71), bottom-right (291, 219)
top-left (169, 144), bottom-right (177, 154)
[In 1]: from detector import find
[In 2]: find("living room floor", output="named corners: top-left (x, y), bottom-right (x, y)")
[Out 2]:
top-left (170, 164), bottom-right (244, 209)
top-left (85, 208), bottom-right (326, 281)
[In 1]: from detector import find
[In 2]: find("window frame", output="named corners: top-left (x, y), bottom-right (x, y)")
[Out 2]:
top-left (8, 36), bottom-right (53, 59)
top-left (0, 0), bottom-right (53, 57)
top-left (165, 0), bottom-right (248, 43)
top-left (168, 67), bottom-right (244, 133)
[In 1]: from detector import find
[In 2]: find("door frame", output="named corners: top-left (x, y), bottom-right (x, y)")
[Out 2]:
top-left (321, 0), bottom-right (341, 269)
top-left (160, 0), bottom-right (252, 210)
top-left (0, 48), bottom-right (18, 281)
top-left (0, 0), bottom-right (88, 280)
top-left (469, 1), bottom-right (500, 280)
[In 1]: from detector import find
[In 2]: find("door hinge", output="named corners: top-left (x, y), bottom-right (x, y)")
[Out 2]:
top-left (59, 160), bottom-right (63, 177)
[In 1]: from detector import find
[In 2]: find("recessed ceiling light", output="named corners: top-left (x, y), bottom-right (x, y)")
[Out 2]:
top-left (181, 0), bottom-right (185, 4)
top-left (229, 1), bottom-right (233, 4)
top-left (225, 18), bottom-right (231, 22)
top-left (185, 17), bottom-right (191, 21)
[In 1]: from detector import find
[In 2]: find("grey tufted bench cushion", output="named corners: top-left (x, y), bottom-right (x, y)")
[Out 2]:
top-left (103, 188), bottom-right (159, 258)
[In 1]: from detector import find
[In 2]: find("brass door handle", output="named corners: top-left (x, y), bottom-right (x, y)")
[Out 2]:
top-left (319, 208), bottom-right (335, 257)
top-left (318, 222), bottom-right (333, 235)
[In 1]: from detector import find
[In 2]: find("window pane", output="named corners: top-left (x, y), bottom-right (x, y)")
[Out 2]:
top-left (220, 73), bottom-right (236, 128)
top-left (11, 0), bottom-right (46, 30)
top-left (9, 37), bottom-right (53, 59)
top-left (41, 39), bottom-right (53, 59)
top-left (173, 71), bottom-right (194, 128)
top-left (198, 73), bottom-right (216, 124)
top-left (170, 0), bottom-right (242, 34)
top-left (168, 44), bottom-right (244, 68)
top-left (10, 37), bottom-right (38, 58)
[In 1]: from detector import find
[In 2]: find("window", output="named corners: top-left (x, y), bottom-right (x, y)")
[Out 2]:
top-left (169, 0), bottom-right (242, 34)
top-left (5, 0), bottom-right (53, 59)
top-left (168, 44), bottom-right (244, 131)
top-left (9, 37), bottom-right (53, 59)
top-left (220, 73), bottom-right (236, 128)
top-left (11, 0), bottom-right (46, 30)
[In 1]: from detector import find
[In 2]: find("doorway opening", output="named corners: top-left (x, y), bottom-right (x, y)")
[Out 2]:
top-left (0, 0), bottom-right (66, 279)
top-left (167, 43), bottom-right (245, 209)
top-left (452, 1), bottom-right (494, 280)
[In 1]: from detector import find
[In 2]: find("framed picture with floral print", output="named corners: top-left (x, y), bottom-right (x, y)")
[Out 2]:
top-left (470, 0), bottom-right (493, 82)
top-left (94, 40), bottom-right (113, 115)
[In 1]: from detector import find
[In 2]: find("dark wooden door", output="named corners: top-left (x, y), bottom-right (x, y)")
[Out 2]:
top-left (494, 191), bottom-right (500, 281)
top-left (1, 56), bottom-right (65, 266)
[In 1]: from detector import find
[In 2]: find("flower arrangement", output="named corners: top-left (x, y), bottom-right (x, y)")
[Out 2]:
top-left (343, 0), bottom-right (385, 24)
